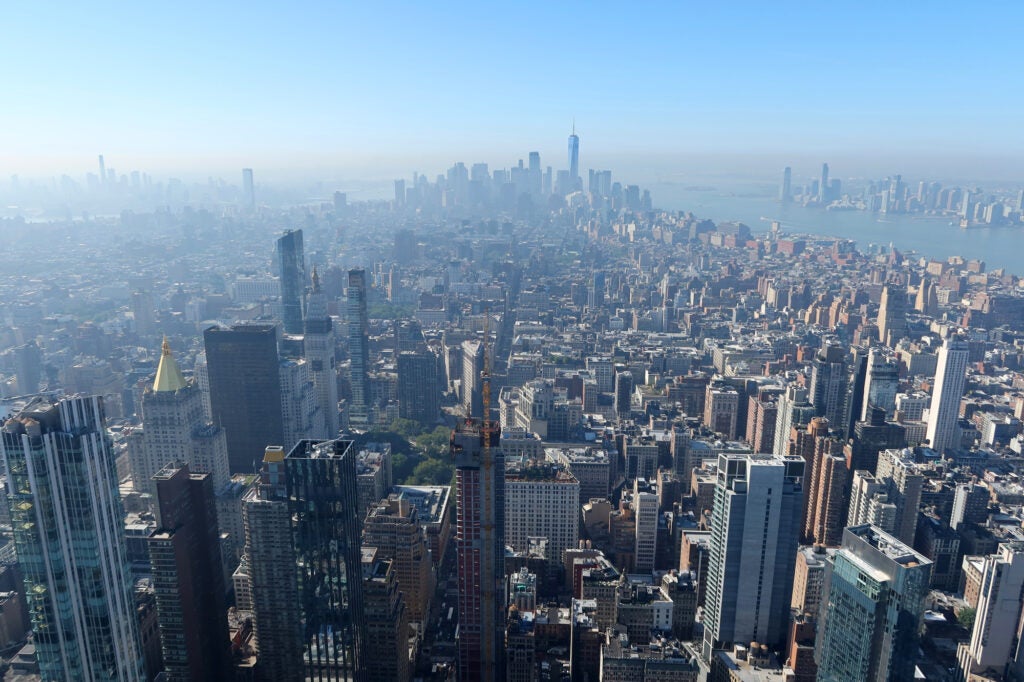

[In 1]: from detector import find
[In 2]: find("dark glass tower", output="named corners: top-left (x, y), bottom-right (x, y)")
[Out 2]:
top-left (346, 269), bottom-right (370, 425)
top-left (286, 439), bottom-right (367, 681)
top-left (277, 229), bottom-right (306, 335)
top-left (397, 350), bottom-right (439, 425)
top-left (203, 323), bottom-right (284, 473)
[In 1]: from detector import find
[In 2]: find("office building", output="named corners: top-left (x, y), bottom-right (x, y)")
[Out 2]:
top-left (816, 525), bottom-right (932, 682)
top-left (809, 344), bottom-right (847, 428)
top-left (361, 552), bottom-right (411, 682)
top-left (505, 461), bottom-right (579, 569)
top-left (704, 382), bottom-right (740, 439)
top-left (951, 481), bottom-right (990, 530)
top-left (148, 464), bottom-right (230, 681)
top-left (304, 267), bottom-right (340, 437)
top-left (347, 269), bottom-right (371, 426)
top-left (773, 386), bottom-right (814, 457)
top-left (363, 496), bottom-right (435, 623)
top-left (0, 396), bottom-right (145, 681)
top-left (877, 283), bottom-right (908, 347)
top-left (926, 336), bottom-right (970, 453)
top-left (779, 166), bottom-right (792, 202)
top-left (461, 339), bottom-right (485, 419)
top-left (276, 229), bottom-right (306, 334)
top-left (241, 446), bottom-right (303, 681)
top-left (631, 479), bottom-right (660, 573)
top-left (818, 163), bottom-right (829, 203)
top-left (702, 454), bottom-right (804, 659)
top-left (615, 371), bottom-right (634, 419)
top-left (452, 417), bottom-right (505, 681)
top-left (568, 126), bottom-right (580, 186)
top-left (957, 542), bottom-right (1024, 681)
top-left (129, 338), bottom-right (230, 495)
top-left (861, 348), bottom-right (900, 420)
top-left (204, 324), bottom-right (284, 473)
top-left (397, 349), bottom-right (439, 425)
top-left (242, 167), bottom-right (255, 208)
top-left (278, 356), bottom-right (324, 448)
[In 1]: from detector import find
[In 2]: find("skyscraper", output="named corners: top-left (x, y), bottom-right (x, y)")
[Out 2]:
top-left (204, 323), bottom-right (285, 473)
top-left (276, 229), bottom-right (306, 335)
top-left (0, 396), bottom-right (145, 681)
top-left (397, 350), bottom-right (439, 425)
top-left (242, 446), bottom-right (303, 681)
top-left (129, 338), bottom-right (230, 494)
top-left (287, 439), bottom-right (367, 680)
top-left (818, 163), bottom-right (829, 203)
top-left (304, 267), bottom-right (339, 436)
top-left (346, 269), bottom-right (371, 426)
top-left (779, 166), bottom-right (792, 202)
top-left (702, 454), bottom-right (805, 659)
top-left (816, 525), bottom-right (932, 682)
top-left (926, 336), bottom-right (970, 454)
top-left (809, 344), bottom-right (847, 428)
top-left (452, 416), bottom-right (505, 681)
top-left (861, 348), bottom-right (900, 420)
top-left (461, 339), bottom-right (485, 419)
top-left (568, 125), bottom-right (580, 187)
top-left (877, 283), bottom-right (908, 347)
top-left (148, 464), bottom-right (231, 681)
top-left (242, 167), bottom-right (255, 209)
top-left (614, 371), bottom-right (634, 419)
top-left (958, 542), bottom-right (1024, 681)
top-left (361, 552), bottom-right (412, 682)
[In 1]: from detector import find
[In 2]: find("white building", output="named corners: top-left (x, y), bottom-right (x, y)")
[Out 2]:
top-left (926, 337), bottom-right (970, 453)
top-left (504, 462), bottom-right (580, 568)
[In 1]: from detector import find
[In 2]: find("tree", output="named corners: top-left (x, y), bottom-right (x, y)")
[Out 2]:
top-left (958, 607), bottom-right (976, 630)
top-left (416, 426), bottom-right (452, 459)
top-left (409, 459), bottom-right (454, 486)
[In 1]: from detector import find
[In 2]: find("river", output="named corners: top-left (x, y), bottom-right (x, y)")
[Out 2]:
top-left (650, 182), bottom-right (1024, 275)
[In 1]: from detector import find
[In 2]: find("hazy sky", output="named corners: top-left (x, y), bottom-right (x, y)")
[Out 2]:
top-left (4, 2), bottom-right (1023, 181)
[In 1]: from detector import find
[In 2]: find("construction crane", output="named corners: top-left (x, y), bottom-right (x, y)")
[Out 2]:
top-left (479, 308), bottom-right (500, 680)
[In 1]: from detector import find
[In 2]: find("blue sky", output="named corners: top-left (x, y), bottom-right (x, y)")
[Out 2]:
top-left (3, 2), bottom-right (1022, 180)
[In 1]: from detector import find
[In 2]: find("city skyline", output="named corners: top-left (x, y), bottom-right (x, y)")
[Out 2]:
top-left (4, 4), bottom-right (1024, 180)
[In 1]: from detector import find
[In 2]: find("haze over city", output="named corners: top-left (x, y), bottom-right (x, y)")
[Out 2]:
top-left (3, 4), bottom-right (1024, 682)
top-left (4, 3), bottom-right (1024, 183)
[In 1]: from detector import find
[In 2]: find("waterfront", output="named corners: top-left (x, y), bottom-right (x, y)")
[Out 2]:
top-left (652, 182), bottom-right (1024, 275)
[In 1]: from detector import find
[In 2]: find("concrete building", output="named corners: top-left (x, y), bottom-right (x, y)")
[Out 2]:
top-left (361, 551), bottom-right (411, 682)
top-left (702, 454), bottom-right (805, 659)
top-left (505, 461), bottom-right (580, 569)
top-left (957, 541), bottom-right (1024, 681)
top-left (362, 495), bottom-right (435, 623)
top-left (547, 446), bottom-right (610, 502)
top-left (926, 337), bottom-right (970, 453)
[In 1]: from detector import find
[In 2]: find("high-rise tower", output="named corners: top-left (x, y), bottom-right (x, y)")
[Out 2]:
top-left (816, 525), bottom-right (932, 682)
top-left (702, 454), bottom-right (805, 660)
top-left (204, 323), bottom-right (284, 473)
top-left (861, 348), bottom-right (900, 421)
top-left (304, 267), bottom-right (339, 437)
top-left (568, 124), bottom-right (580, 186)
top-left (276, 229), bottom-right (306, 335)
top-left (346, 269), bottom-right (371, 426)
top-left (877, 283), bottom-right (908, 347)
top-left (818, 163), bottom-right (829, 203)
top-left (148, 464), bottom-right (231, 680)
top-left (926, 337), bottom-right (970, 454)
top-left (780, 166), bottom-right (792, 202)
top-left (0, 396), bottom-right (146, 681)
top-left (452, 341), bottom-right (505, 682)
top-left (242, 168), bottom-right (255, 209)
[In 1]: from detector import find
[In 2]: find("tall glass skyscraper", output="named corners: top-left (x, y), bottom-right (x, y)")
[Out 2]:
top-left (346, 269), bottom-right (370, 426)
top-left (816, 525), bottom-right (932, 682)
top-left (276, 229), bottom-right (306, 335)
top-left (241, 439), bottom-right (367, 681)
top-left (0, 396), bottom-right (145, 681)
top-left (568, 126), bottom-right (579, 185)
